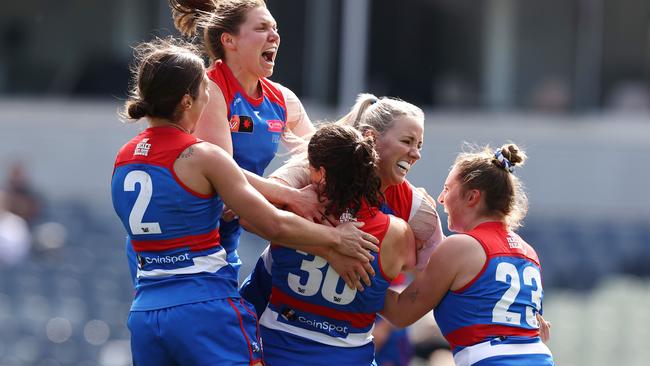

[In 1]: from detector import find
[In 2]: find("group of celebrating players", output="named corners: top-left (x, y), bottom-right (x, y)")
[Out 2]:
top-left (110, 1), bottom-right (554, 365)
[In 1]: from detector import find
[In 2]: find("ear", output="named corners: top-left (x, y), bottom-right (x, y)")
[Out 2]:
top-left (318, 166), bottom-right (326, 182)
top-left (180, 94), bottom-right (193, 111)
top-left (308, 165), bottom-right (324, 185)
top-left (221, 32), bottom-right (236, 51)
top-left (313, 166), bottom-right (326, 183)
top-left (466, 189), bottom-right (482, 207)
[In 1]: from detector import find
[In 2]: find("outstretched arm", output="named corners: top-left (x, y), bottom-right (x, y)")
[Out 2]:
top-left (241, 165), bottom-right (375, 290)
top-left (199, 143), bottom-right (379, 260)
top-left (242, 169), bottom-right (324, 222)
top-left (381, 235), bottom-right (478, 327)
top-left (268, 154), bottom-right (312, 189)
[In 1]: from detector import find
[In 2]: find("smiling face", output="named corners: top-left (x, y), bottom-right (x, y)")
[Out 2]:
top-left (374, 116), bottom-right (424, 190)
top-left (437, 166), bottom-right (467, 232)
top-left (438, 165), bottom-right (485, 233)
top-left (229, 6), bottom-right (280, 79)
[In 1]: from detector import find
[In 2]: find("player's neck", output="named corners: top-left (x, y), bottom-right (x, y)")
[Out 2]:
top-left (226, 60), bottom-right (262, 98)
top-left (148, 118), bottom-right (191, 134)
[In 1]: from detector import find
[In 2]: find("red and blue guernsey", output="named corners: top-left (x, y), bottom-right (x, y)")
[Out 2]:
top-left (259, 204), bottom-right (391, 366)
top-left (434, 222), bottom-right (554, 366)
top-left (240, 179), bottom-right (426, 317)
top-left (208, 60), bottom-right (288, 277)
top-left (381, 180), bottom-right (416, 221)
top-left (111, 127), bottom-right (239, 311)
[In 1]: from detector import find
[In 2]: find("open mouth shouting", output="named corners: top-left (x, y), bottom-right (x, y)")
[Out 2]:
top-left (396, 160), bottom-right (412, 174)
top-left (261, 47), bottom-right (277, 66)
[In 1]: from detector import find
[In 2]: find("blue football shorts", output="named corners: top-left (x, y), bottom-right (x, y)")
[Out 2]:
top-left (128, 297), bottom-right (262, 365)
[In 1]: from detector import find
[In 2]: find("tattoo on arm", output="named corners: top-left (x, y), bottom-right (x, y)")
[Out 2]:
top-left (402, 288), bottom-right (419, 304)
top-left (180, 147), bottom-right (194, 159)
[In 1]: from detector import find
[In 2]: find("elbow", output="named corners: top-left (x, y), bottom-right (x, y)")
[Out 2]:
top-left (390, 317), bottom-right (411, 329)
top-left (381, 313), bottom-right (409, 329)
top-left (381, 298), bottom-right (413, 328)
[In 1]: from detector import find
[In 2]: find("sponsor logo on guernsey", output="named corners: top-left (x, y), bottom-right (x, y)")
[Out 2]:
top-left (137, 252), bottom-right (192, 269)
top-left (281, 307), bottom-right (298, 321)
top-left (267, 120), bottom-right (284, 133)
top-left (134, 138), bottom-right (151, 156)
top-left (507, 235), bottom-right (523, 250)
top-left (297, 315), bottom-right (349, 337)
top-left (230, 115), bottom-right (254, 133)
top-left (276, 306), bottom-right (350, 337)
top-left (137, 254), bottom-right (146, 269)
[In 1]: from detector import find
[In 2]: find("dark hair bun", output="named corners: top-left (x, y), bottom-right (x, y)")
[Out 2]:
top-left (126, 100), bottom-right (151, 120)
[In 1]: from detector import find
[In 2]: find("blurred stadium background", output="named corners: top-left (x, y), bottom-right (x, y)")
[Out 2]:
top-left (1, 0), bottom-right (649, 365)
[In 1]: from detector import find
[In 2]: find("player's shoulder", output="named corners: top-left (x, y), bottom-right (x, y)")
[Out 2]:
top-left (271, 81), bottom-right (302, 103)
top-left (190, 140), bottom-right (226, 156)
top-left (438, 234), bottom-right (482, 255)
top-left (175, 141), bottom-right (228, 171)
top-left (267, 79), bottom-right (289, 94)
top-left (388, 214), bottom-right (410, 232)
top-left (207, 78), bottom-right (226, 96)
top-left (518, 236), bottom-right (541, 266)
top-left (385, 215), bottom-right (413, 246)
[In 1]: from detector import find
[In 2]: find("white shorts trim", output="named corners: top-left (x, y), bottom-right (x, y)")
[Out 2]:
top-left (453, 338), bottom-right (552, 366)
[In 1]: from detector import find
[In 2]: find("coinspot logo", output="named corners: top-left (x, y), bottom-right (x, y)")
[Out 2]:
top-left (143, 253), bottom-right (191, 265)
top-left (297, 316), bottom-right (349, 337)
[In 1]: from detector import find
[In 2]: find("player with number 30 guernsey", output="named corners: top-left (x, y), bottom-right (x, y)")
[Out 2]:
top-left (259, 124), bottom-right (416, 366)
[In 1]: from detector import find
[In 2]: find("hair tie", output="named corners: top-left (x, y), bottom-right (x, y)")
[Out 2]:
top-left (494, 149), bottom-right (515, 173)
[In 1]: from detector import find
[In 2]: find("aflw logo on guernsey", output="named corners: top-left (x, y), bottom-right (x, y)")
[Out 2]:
top-left (507, 235), bottom-right (523, 250)
top-left (229, 115), bottom-right (254, 133)
top-left (134, 138), bottom-right (152, 156)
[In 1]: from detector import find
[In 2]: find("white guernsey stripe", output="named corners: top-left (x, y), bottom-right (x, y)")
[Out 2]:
top-left (136, 249), bottom-right (228, 278)
top-left (409, 186), bottom-right (424, 221)
top-left (259, 307), bottom-right (374, 348)
top-left (453, 339), bottom-right (552, 366)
